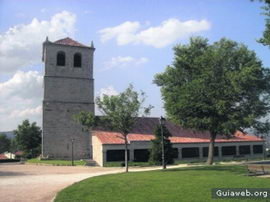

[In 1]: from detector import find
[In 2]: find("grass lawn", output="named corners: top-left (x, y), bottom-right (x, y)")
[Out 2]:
top-left (55, 165), bottom-right (270, 202)
top-left (103, 159), bottom-right (209, 167)
top-left (27, 158), bottom-right (87, 166)
top-left (104, 161), bottom-right (154, 167)
top-left (104, 157), bottom-right (270, 167)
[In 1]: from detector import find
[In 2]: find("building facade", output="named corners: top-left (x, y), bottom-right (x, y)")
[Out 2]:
top-left (92, 117), bottom-right (265, 166)
top-left (42, 37), bottom-right (95, 159)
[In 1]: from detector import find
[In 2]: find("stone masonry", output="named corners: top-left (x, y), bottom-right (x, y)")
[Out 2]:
top-left (42, 37), bottom-right (95, 159)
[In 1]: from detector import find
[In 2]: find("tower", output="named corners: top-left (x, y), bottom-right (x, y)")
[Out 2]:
top-left (42, 37), bottom-right (95, 159)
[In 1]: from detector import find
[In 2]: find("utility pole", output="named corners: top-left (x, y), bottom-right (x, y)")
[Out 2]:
top-left (160, 116), bottom-right (166, 169)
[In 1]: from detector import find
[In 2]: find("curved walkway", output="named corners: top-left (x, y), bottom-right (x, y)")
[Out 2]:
top-left (0, 163), bottom-right (123, 202)
top-left (0, 163), bottom-right (190, 202)
top-left (0, 162), bottom-right (243, 202)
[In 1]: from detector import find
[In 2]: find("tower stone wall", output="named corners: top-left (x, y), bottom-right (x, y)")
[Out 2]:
top-left (42, 38), bottom-right (95, 159)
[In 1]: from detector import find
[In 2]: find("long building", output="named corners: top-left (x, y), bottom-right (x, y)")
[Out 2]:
top-left (92, 117), bottom-right (265, 166)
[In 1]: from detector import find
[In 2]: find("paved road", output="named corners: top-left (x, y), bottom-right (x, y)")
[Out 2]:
top-left (0, 163), bottom-right (123, 202)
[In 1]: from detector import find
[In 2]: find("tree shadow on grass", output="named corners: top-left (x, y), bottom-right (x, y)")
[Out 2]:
top-left (162, 165), bottom-right (246, 175)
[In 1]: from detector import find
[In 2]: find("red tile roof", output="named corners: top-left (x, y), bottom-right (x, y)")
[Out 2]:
top-left (15, 151), bottom-right (23, 156)
top-left (93, 131), bottom-right (154, 144)
top-left (54, 37), bottom-right (88, 47)
top-left (0, 154), bottom-right (8, 160)
top-left (93, 117), bottom-right (264, 145)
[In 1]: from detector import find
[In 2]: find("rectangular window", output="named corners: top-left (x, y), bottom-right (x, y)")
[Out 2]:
top-left (253, 145), bottom-right (263, 154)
top-left (134, 149), bottom-right (150, 162)
top-left (182, 147), bottom-right (199, 158)
top-left (239, 145), bottom-right (251, 155)
top-left (203, 147), bottom-right (219, 157)
top-left (106, 150), bottom-right (129, 162)
top-left (222, 146), bottom-right (236, 156)
top-left (172, 148), bottom-right (179, 159)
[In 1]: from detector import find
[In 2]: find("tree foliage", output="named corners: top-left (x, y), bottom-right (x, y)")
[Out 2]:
top-left (96, 84), bottom-right (153, 172)
top-left (9, 139), bottom-right (18, 154)
top-left (149, 125), bottom-right (174, 165)
top-left (154, 37), bottom-right (270, 164)
top-left (14, 120), bottom-right (42, 158)
top-left (258, 0), bottom-right (270, 46)
top-left (0, 134), bottom-right (11, 153)
top-left (73, 111), bottom-right (99, 131)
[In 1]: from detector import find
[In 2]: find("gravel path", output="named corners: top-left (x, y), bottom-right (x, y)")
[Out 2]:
top-left (0, 163), bottom-right (197, 202)
top-left (0, 163), bottom-right (123, 202)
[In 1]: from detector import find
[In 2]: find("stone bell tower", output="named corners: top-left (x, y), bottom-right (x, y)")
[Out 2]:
top-left (42, 37), bottom-right (95, 159)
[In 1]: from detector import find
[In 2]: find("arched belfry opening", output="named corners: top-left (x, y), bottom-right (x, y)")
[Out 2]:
top-left (74, 53), bottom-right (82, 67)
top-left (57, 51), bottom-right (66, 66)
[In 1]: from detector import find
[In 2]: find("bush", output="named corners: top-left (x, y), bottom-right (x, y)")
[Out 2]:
top-left (149, 124), bottom-right (174, 165)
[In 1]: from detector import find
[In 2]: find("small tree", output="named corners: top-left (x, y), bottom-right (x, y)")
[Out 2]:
top-left (96, 84), bottom-right (153, 172)
top-left (73, 111), bottom-right (98, 131)
top-left (0, 134), bottom-right (11, 153)
top-left (14, 120), bottom-right (42, 158)
top-left (149, 125), bottom-right (174, 166)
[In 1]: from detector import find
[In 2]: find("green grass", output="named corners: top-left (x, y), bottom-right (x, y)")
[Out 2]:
top-left (103, 157), bottom-right (270, 167)
top-left (27, 158), bottom-right (87, 166)
top-left (104, 161), bottom-right (154, 167)
top-left (104, 160), bottom-right (206, 167)
top-left (55, 165), bottom-right (270, 202)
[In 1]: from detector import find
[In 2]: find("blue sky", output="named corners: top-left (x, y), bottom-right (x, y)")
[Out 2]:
top-left (0, 0), bottom-right (269, 130)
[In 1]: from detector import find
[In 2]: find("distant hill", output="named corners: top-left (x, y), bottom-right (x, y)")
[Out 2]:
top-left (0, 131), bottom-right (15, 139)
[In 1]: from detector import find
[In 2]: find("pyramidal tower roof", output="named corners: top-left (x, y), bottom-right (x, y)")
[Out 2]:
top-left (54, 37), bottom-right (88, 47)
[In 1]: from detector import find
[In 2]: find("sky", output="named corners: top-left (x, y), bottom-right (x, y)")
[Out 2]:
top-left (0, 0), bottom-right (269, 131)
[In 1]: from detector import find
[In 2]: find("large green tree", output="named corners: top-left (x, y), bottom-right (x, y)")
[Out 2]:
top-left (154, 37), bottom-right (270, 165)
top-left (0, 134), bottom-right (11, 153)
top-left (14, 120), bottom-right (42, 158)
top-left (149, 124), bottom-right (174, 166)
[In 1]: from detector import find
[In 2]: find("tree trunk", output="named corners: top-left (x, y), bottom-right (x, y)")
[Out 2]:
top-left (207, 133), bottom-right (217, 165)
top-left (124, 135), bottom-right (129, 172)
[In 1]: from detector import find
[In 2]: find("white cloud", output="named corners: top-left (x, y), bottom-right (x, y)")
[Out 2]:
top-left (0, 71), bottom-right (43, 99)
top-left (95, 86), bottom-right (119, 114)
top-left (99, 21), bottom-right (140, 45)
top-left (99, 18), bottom-right (211, 48)
top-left (0, 11), bottom-right (76, 74)
top-left (9, 106), bottom-right (42, 118)
top-left (0, 71), bottom-right (43, 131)
top-left (98, 86), bottom-right (119, 98)
top-left (103, 56), bottom-right (148, 71)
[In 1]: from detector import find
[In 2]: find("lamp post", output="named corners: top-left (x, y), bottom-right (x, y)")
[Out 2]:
top-left (159, 116), bottom-right (166, 169)
top-left (262, 136), bottom-right (266, 160)
top-left (71, 138), bottom-right (75, 166)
